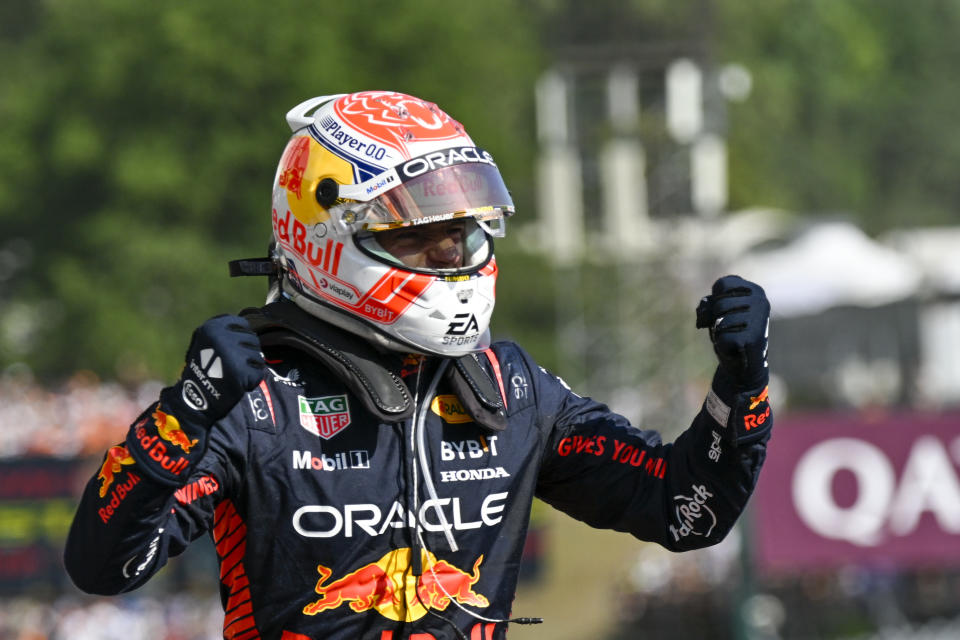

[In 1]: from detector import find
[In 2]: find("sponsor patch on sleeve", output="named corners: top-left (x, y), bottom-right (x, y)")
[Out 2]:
top-left (704, 389), bottom-right (731, 428)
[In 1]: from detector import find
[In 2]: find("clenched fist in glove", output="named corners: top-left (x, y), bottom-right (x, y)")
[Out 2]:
top-left (126, 315), bottom-right (266, 485)
top-left (696, 275), bottom-right (770, 390)
top-left (696, 275), bottom-right (772, 445)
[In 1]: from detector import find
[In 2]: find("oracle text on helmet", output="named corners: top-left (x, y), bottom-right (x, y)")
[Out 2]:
top-left (399, 147), bottom-right (496, 181)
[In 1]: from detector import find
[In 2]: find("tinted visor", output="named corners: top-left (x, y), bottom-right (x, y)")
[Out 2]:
top-left (356, 217), bottom-right (493, 274)
top-left (339, 163), bottom-right (514, 232)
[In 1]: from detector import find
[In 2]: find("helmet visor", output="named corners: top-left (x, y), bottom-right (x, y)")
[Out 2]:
top-left (356, 217), bottom-right (493, 274)
top-left (336, 162), bottom-right (514, 234)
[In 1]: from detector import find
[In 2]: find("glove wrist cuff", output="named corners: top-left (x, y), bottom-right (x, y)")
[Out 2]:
top-left (703, 367), bottom-right (773, 447)
top-left (161, 383), bottom-right (218, 429)
top-left (714, 362), bottom-right (768, 394)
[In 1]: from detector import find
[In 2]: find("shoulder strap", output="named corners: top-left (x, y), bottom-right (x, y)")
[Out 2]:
top-left (241, 302), bottom-right (413, 421)
top-left (446, 354), bottom-right (508, 432)
top-left (241, 301), bottom-right (508, 431)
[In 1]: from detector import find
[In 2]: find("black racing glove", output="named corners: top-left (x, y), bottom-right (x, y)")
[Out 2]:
top-left (696, 275), bottom-right (772, 445)
top-left (696, 275), bottom-right (770, 390)
top-left (126, 315), bottom-right (266, 485)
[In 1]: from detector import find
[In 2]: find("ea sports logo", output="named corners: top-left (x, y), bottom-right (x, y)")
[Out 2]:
top-left (446, 313), bottom-right (479, 336)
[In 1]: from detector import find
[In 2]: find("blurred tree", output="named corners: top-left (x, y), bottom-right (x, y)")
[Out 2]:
top-left (530, 0), bottom-right (712, 50)
top-left (720, 0), bottom-right (960, 232)
top-left (0, 0), bottom-right (542, 383)
top-left (6, 0), bottom-right (960, 385)
top-left (531, 0), bottom-right (960, 234)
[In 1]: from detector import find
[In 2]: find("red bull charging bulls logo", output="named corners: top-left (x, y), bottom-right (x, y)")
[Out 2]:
top-left (744, 386), bottom-right (771, 431)
top-left (98, 445), bottom-right (136, 497)
top-left (153, 407), bottom-right (198, 453)
top-left (303, 548), bottom-right (488, 622)
top-left (278, 136), bottom-right (310, 200)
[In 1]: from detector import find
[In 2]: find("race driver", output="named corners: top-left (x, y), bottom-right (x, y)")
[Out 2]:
top-left (64, 90), bottom-right (774, 640)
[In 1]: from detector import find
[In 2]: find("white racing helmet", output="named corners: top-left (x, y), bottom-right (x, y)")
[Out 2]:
top-left (269, 91), bottom-right (515, 356)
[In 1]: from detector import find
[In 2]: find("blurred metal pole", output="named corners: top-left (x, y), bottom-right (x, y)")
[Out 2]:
top-left (536, 69), bottom-right (587, 386)
top-left (734, 511), bottom-right (758, 640)
top-left (601, 64), bottom-right (653, 260)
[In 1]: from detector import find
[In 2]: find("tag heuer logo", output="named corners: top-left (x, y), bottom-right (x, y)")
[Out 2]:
top-left (298, 395), bottom-right (351, 439)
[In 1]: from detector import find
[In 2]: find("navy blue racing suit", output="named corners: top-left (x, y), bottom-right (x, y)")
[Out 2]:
top-left (64, 308), bottom-right (771, 640)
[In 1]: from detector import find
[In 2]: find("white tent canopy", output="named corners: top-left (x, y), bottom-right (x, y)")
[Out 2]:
top-left (728, 221), bottom-right (924, 318)
top-left (882, 227), bottom-right (960, 294)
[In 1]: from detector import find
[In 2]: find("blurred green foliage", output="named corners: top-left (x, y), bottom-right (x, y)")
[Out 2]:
top-left (0, 0), bottom-right (543, 383)
top-left (721, 0), bottom-right (960, 231)
top-left (3, 0), bottom-right (960, 385)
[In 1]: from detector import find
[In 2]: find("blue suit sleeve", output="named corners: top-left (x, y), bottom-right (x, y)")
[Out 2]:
top-left (531, 356), bottom-right (768, 551)
top-left (63, 405), bottom-right (244, 594)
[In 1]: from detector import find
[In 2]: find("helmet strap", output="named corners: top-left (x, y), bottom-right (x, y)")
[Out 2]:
top-left (228, 257), bottom-right (278, 277)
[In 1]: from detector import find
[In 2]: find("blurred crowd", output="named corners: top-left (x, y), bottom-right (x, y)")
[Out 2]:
top-left (609, 533), bottom-right (960, 640)
top-left (0, 370), bottom-right (160, 459)
top-left (0, 594), bottom-right (223, 640)
top-left (0, 371), bottom-right (226, 640)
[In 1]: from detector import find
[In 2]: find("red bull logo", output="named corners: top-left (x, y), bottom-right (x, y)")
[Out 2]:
top-left (303, 548), bottom-right (488, 622)
top-left (279, 136), bottom-right (311, 200)
top-left (98, 445), bottom-right (136, 498)
top-left (744, 386), bottom-right (771, 431)
top-left (153, 407), bottom-right (198, 453)
top-left (417, 555), bottom-right (489, 611)
top-left (400, 354), bottom-right (424, 378)
top-left (749, 386), bottom-right (770, 410)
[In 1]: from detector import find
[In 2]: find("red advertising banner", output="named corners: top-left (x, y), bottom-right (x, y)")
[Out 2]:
top-left (753, 412), bottom-right (960, 573)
